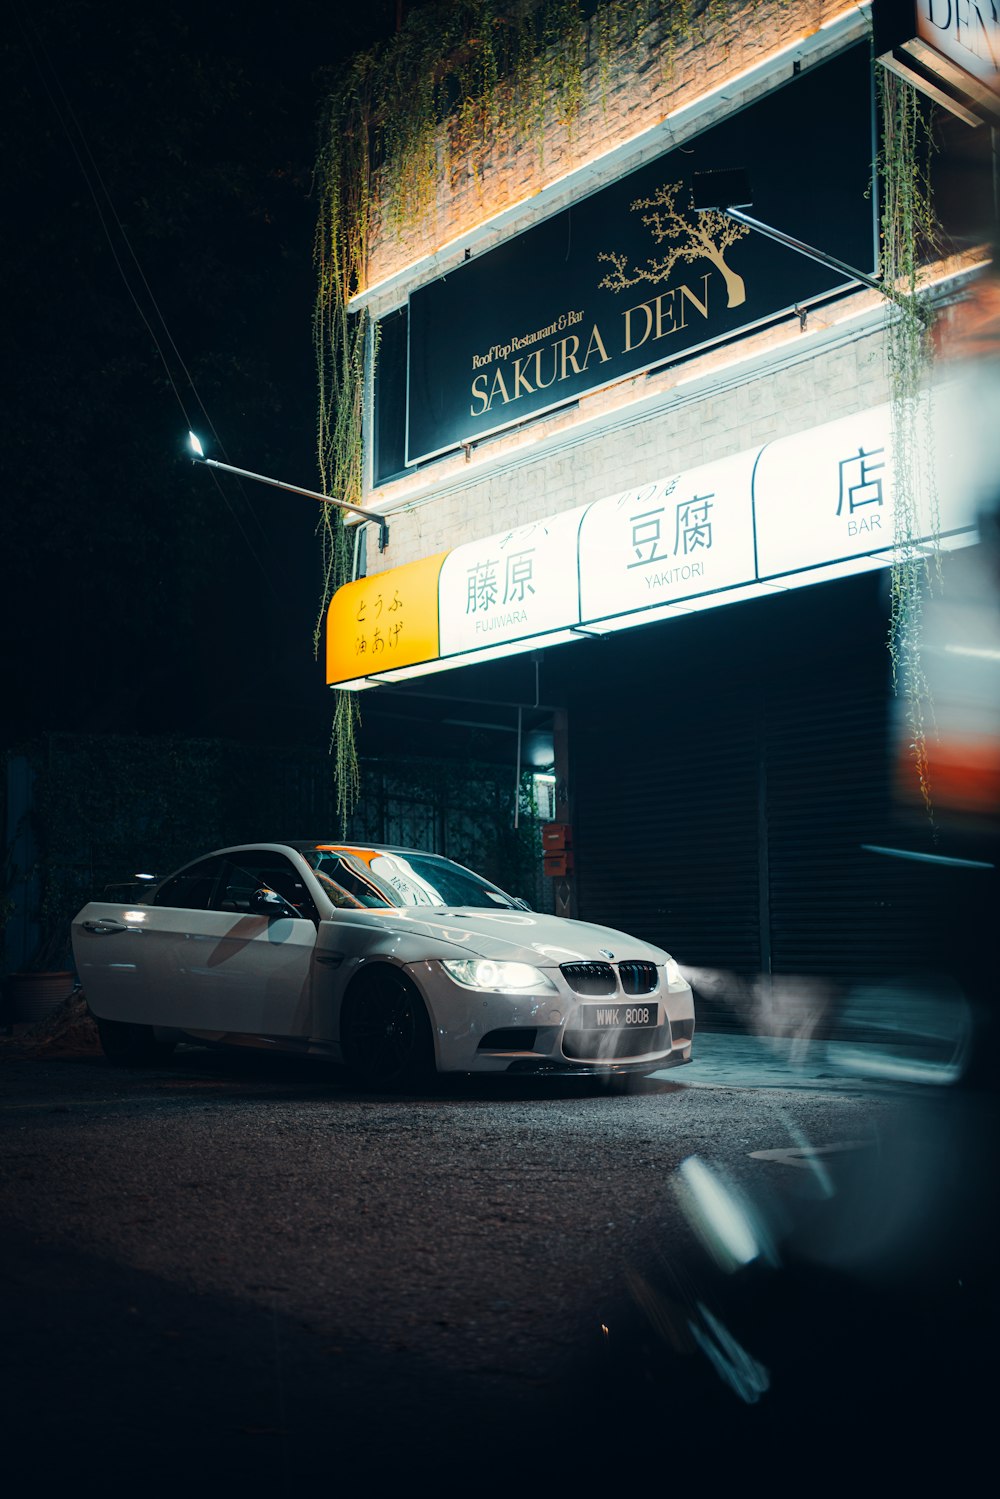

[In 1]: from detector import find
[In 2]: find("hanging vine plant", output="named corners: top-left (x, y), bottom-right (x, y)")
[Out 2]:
top-left (313, 0), bottom-right (740, 823)
top-left (877, 65), bottom-right (942, 824)
top-left (313, 1), bottom-right (831, 823)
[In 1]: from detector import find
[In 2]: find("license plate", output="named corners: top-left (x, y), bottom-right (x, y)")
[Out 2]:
top-left (581, 1003), bottom-right (658, 1029)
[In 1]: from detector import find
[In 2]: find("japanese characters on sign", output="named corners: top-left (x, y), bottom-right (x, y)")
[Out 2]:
top-left (327, 394), bottom-right (978, 687)
top-left (325, 551), bottom-right (448, 686)
top-left (438, 508), bottom-right (587, 656)
top-left (836, 445), bottom-right (886, 520)
top-left (752, 393), bottom-right (977, 577)
top-left (353, 584), bottom-right (405, 658)
top-left (578, 450), bottom-right (759, 621)
top-left (753, 407), bottom-right (897, 578)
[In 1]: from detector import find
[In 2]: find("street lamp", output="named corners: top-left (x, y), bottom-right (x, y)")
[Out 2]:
top-left (187, 431), bottom-right (390, 552)
top-left (690, 169), bottom-right (884, 295)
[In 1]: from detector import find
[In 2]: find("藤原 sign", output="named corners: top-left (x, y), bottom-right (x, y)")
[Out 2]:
top-left (438, 508), bottom-right (586, 656)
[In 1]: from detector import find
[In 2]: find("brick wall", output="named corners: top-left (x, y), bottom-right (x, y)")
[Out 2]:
top-left (352, 1), bottom-right (898, 578)
top-left (367, 308), bottom-right (892, 569)
top-left (365, 1), bottom-right (854, 293)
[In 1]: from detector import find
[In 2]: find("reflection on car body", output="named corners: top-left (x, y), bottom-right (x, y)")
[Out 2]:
top-left (72, 841), bottom-right (695, 1089)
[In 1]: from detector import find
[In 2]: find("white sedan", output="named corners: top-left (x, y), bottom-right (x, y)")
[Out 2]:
top-left (72, 841), bottom-right (695, 1089)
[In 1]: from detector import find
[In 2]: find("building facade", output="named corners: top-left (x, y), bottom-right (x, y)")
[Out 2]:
top-left (323, 0), bottom-right (997, 1025)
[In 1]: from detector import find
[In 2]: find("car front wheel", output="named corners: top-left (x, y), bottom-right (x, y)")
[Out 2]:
top-left (340, 967), bottom-right (434, 1090)
top-left (96, 1017), bottom-right (176, 1067)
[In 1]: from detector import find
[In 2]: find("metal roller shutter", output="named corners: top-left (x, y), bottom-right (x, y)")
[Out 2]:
top-left (572, 678), bottom-right (762, 979)
top-left (567, 573), bottom-right (965, 1030)
top-left (766, 672), bottom-right (975, 987)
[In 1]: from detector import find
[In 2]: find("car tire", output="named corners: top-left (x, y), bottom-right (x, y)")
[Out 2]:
top-left (340, 966), bottom-right (435, 1090)
top-left (96, 1017), bottom-right (176, 1067)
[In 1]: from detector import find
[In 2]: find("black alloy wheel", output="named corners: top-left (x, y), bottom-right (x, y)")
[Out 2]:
top-left (340, 967), bottom-right (434, 1090)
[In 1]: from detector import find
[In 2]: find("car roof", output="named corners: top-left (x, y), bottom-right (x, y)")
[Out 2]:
top-left (288, 841), bottom-right (447, 859)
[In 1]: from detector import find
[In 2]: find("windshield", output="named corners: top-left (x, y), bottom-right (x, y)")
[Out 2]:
top-left (305, 848), bottom-right (524, 910)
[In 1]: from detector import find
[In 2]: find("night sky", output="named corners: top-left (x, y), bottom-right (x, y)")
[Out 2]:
top-left (4, 2), bottom-right (994, 760)
top-left (2, 0), bottom-right (430, 750)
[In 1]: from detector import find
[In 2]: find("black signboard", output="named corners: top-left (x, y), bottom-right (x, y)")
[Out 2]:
top-left (873, 0), bottom-right (1000, 127)
top-left (404, 43), bottom-right (875, 467)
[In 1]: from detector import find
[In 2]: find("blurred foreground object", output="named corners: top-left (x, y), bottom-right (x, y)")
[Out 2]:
top-left (894, 258), bottom-right (1000, 1086)
top-left (896, 259), bottom-right (1000, 833)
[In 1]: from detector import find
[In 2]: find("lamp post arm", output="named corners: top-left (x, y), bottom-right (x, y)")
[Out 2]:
top-left (722, 208), bottom-right (884, 295)
top-left (194, 455), bottom-right (389, 552)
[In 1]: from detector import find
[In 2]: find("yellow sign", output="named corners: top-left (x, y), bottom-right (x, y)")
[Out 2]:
top-left (326, 551), bottom-right (448, 686)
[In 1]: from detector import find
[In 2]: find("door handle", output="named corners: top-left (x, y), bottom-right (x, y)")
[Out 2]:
top-left (82, 920), bottom-right (128, 934)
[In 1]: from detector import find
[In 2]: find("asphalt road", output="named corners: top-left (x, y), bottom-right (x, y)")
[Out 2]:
top-left (0, 1041), bottom-right (995, 1492)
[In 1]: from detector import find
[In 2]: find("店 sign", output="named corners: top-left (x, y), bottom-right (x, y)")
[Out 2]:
top-left (405, 45), bottom-right (875, 465)
top-left (754, 408), bottom-right (898, 577)
top-left (326, 397), bottom-right (978, 688)
top-left (754, 391), bottom-right (977, 577)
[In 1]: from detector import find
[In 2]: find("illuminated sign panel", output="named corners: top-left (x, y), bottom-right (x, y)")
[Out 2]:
top-left (874, 0), bottom-right (1000, 124)
top-left (326, 398), bottom-right (979, 688)
top-left (754, 394), bottom-right (981, 579)
top-left (405, 45), bottom-right (875, 465)
top-left (754, 408), bottom-right (897, 577)
top-left (578, 450), bottom-right (759, 621)
top-left (326, 551), bottom-right (447, 686)
top-left (438, 508), bottom-right (586, 656)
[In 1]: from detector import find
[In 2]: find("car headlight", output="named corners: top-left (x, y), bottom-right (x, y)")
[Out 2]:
top-left (441, 958), bottom-right (554, 992)
top-left (665, 956), bottom-right (684, 985)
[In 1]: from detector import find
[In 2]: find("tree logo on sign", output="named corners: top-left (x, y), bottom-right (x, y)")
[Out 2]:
top-left (598, 181), bottom-right (750, 309)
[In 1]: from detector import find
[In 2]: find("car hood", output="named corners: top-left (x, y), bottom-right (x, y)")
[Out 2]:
top-left (364, 906), bottom-right (671, 966)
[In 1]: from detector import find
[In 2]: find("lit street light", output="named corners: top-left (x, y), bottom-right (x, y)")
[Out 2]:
top-left (187, 431), bottom-right (390, 552)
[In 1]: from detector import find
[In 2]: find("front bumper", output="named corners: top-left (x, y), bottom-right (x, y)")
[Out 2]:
top-left (405, 959), bottom-right (696, 1074)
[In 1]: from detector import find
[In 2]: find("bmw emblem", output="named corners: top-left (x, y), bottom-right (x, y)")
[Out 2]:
top-left (599, 948), bottom-right (615, 960)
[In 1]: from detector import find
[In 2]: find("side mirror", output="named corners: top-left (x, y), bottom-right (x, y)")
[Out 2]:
top-left (250, 886), bottom-right (294, 918)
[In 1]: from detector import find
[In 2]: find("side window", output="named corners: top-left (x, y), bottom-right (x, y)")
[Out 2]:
top-left (214, 852), bottom-right (319, 922)
top-left (153, 857), bottom-right (223, 910)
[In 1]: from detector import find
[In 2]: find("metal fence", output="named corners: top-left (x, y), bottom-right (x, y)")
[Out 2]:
top-left (2, 735), bottom-right (547, 974)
